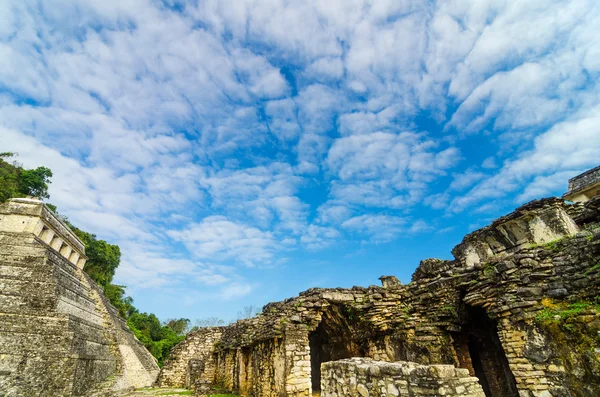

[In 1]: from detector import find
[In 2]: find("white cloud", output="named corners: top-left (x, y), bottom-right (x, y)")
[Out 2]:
top-left (449, 107), bottom-right (600, 212)
top-left (305, 57), bottom-right (344, 80)
top-left (232, 48), bottom-right (290, 98)
top-left (342, 214), bottom-right (404, 243)
top-left (301, 225), bottom-right (341, 250)
top-left (167, 216), bottom-right (281, 267)
top-left (449, 170), bottom-right (486, 191)
top-left (1, 0), bottom-right (599, 317)
top-left (265, 99), bottom-right (301, 142)
top-left (326, 132), bottom-right (460, 208)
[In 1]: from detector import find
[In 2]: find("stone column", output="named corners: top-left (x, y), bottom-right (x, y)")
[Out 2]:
top-left (284, 327), bottom-right (311, 397)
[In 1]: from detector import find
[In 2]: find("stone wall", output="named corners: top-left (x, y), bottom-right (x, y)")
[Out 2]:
top-left (156, 327), bottom-right (223, 388)
top-left (0, 198), bottom-right (159, 397)
top-left (567, 165), bottom-right (600, 195)
top-left (321, 358), bottom-right (485, 397)
top-left (158, 197), bottom-right (600, 397)
top-left (564, 165), bottom-right (600, 202)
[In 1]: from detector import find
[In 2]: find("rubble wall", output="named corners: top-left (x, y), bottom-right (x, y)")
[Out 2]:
top-left (321, 358), bottom-right (485, 397)
top-left (156, 327), bottom-right (223, 388)
top-left (158, 197), bottom-right (600, 397)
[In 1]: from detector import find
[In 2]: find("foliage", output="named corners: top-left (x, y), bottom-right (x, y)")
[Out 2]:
top-left (584, 262), bottom-right (600, 275)
top-left (483, 265), bottom-right (496, 277)
top-left (70, 226), bottom-right (121, 288)
top-left (544, 238), bottom-right (564, 252)
top-left (127, 312), bottom-right (186, 366)
top-left (19, 166), bottom-right (53, 199)
top-left (441, 305), bottom-right (457, 316)
top-left (536, 298), bottom-right (600, 325)
top-left (0, 153), bottom-right (53, 202)
top-left (165, 318), bottom-right (191, 335)
top-left (104, 284), bottom-right (137, 318)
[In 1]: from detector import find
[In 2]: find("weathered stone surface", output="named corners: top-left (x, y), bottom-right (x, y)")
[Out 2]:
top-left (321, 358), bottom-right (486, 397)
top-left (0, 198), bottom-right (159, 397)
top-left (159, 197), bottom-right (600, 397)
top-left (563, 165), bottom-right (600, 203)
top-left (156, 327), bottom-right (223, 389)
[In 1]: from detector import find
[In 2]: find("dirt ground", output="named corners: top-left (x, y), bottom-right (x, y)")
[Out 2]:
top-left (121, 388), bottom-right (194, 397)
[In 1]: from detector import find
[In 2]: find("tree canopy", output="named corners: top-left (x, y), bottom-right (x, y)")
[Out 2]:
top-left (0, 153), bottom-right (53, 202)
top-left (70, 226), bottom-right (121, 288)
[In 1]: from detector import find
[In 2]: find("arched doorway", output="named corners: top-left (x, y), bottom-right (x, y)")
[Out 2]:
top-left (309, 306), bottom-right (364, 393)
top-left (453, 305), bottom-right (518, 397)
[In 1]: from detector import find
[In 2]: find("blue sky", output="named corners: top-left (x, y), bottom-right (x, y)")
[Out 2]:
top-left (1, 0), bottom-right (599, 323)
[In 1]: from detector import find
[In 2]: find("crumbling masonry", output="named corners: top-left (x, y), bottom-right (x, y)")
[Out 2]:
top-left (0, 198), bottom-right (159, 397)
top-left (157, 197), bottom-right (600, 397)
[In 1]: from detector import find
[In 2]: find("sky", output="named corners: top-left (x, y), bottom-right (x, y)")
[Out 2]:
top-left (1, 0), bottom-right (599, 323)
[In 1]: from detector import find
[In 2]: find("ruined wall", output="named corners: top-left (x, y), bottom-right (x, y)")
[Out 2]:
top-left (157, 327), bottom-right (223, 388)
top-left (564, 165), bottom-right (600, 202)
top-left (159, 197), bottom-right (600, 397)
top-left (0, 198), bottom-right (159, 397)
top-left (321, 358), bottom-right (485, 397)
top-left (210, 327), bottom-right (310, 397)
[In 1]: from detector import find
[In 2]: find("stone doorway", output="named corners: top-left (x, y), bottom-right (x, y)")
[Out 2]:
top-left (454, 305), bottom-right (518, 397)
top-left (309, 306), bottom-right (363, 393)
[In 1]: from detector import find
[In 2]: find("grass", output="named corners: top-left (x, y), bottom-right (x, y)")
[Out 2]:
top-left (483, 265), bottom-right (496, 277)
top-left (536, 297), bottom-right (600, 324)
top-left (585, 262), bottom-right (600, 275)
top-left (209, 394), bottom-right (240, 397)
top-left (528, 236), bottom-right (568, 251)
top-left (132, 388), bottom-right (239, 397)
top-left (441, 305), bottom-right (457, 316)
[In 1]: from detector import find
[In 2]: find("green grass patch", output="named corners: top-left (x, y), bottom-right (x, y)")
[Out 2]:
top-left (536, 298), bottom-right (600, 324)
top-left (585, 262), bottom-right (600, 275)
top-left (528, 236), bottom-right (568, 251)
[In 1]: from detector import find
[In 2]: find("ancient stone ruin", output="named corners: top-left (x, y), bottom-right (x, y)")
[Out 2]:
top-left (0, 198), bottom-right (159, 397)
top-left (156, 196), bottom-right (600, 397)
top-left (564, 165), bottom-right (600, 203)
top-left (321, 358), bottom-right (486, 397)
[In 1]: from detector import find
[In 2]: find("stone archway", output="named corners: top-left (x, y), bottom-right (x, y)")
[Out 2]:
top-left (453, 305), bottom-right (518, 397)
top-left (308, 306), bottom-right (364, 393)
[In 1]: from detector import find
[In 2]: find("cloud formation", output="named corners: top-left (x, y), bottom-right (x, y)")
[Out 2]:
top-left (1, 0), bottom-right (598, 318)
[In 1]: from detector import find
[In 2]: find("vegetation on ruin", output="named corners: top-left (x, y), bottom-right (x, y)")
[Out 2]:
top-left (528, 236), bottom-right (570, 252)
top-left (536, 297), bottom-right (600, 325)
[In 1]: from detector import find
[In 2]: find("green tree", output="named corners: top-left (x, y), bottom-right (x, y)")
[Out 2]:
top-left (165, 318), bottom-right (191, 335)
top-left (127, 312), bottom-right (186, 366)
top-left (18, 166), bottom-right (53, 199)
top-left (0, 156), bottom-right (19, 202)
top-left (71, 227), bottom-right (121, 287)
top-left (104, 284), bottom-right (137, 318)
top-left (0, 153), bottom-right (53, 202)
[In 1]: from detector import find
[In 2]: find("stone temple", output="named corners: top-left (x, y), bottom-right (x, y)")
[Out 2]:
top-left (0, 198), bottom-right (159, 397)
